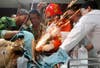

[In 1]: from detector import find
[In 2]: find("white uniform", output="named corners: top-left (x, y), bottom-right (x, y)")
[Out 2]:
top-left (60, 10), bottom-right (100, 54)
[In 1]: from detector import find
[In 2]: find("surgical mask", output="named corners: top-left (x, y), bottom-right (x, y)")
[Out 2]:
top-left (81, 8), bottom-right (89, 15)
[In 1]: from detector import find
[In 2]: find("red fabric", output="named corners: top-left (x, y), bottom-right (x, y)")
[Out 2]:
top-left (61, 23), bottom-right (72, 32)
top-left (52, 36), bottom-right (62, 51)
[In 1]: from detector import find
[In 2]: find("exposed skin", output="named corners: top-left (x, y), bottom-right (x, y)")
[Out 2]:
top-left (30, 13), bottom-right (40, 30)
top-left (32, 39), bottom-right (36, 61)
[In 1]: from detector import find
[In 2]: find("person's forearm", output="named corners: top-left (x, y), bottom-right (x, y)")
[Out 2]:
top-left (85, 43), bottom-right (93, 51)
top-left (4, 31), bottom-right (19, 39)
top-left (32, 39), bottom-right (36, 60)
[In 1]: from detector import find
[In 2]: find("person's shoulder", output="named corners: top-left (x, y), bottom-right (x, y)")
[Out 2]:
top-left (0, 16), bottom-right (7, 22)
top-left (79, 15), bottom-right (89, 22)
top-left (80, 10), bottom-right (100, 21)
top-left (87, 10), bottom-right (100, 15)
top-left (79, 10), bottom-right (100, 24)
top-left (0, 16), bottom-right (12, 22)
top-left (78, 14), bottom-right (92, 25)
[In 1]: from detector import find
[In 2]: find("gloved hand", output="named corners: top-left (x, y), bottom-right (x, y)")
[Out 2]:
top-left (42, 44), bottom-right (54, 52)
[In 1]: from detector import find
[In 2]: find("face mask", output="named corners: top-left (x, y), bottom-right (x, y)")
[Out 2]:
top-left (81, 8), bottom-right (88, 15)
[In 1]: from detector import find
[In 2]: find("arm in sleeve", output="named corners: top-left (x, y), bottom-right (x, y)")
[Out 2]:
top-left (0, 30), bottom-right (7, 38)
top-left (0, 17), bottom-right (7, 38)
top-left (60, 16), bottom-right (96, 53)
top-left (0, 17), bottom-right (17, 38)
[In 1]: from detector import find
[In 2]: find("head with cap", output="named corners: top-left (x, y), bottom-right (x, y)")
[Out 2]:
top-left (15, 9), bottom-right (29, 26)
top-left (81, 0), bottom-right (98, 15)
top-left (45, 3), bottom-right (62, 18)
top-left (44, 3), bottom-right (62, 25)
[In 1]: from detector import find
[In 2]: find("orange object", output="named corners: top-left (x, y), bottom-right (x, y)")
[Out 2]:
top-left (60, 22), bottom-right (72, 32)
top-left (45, 3), bottom-right (62, 18)
top-left (52, 36), bottom-right (62, 51)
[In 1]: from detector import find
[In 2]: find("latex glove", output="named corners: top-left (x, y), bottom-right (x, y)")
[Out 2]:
top-left (42, 44), bottom-right (54, 52)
